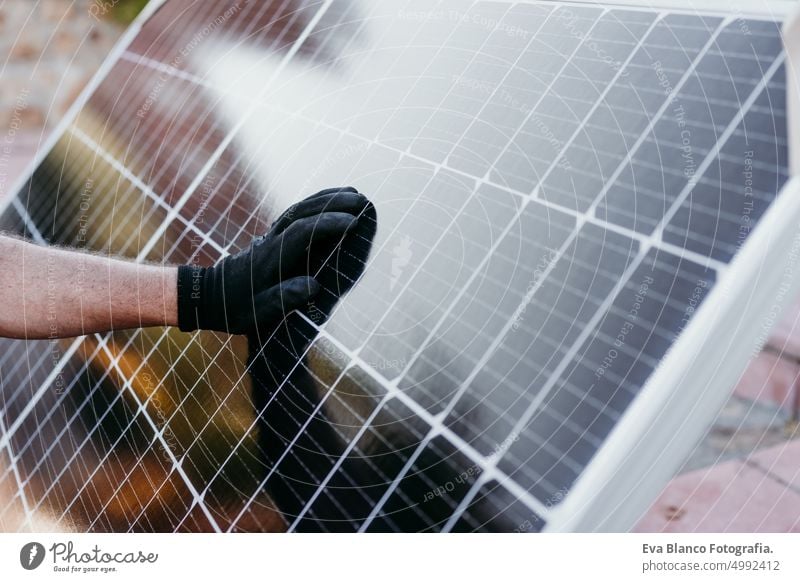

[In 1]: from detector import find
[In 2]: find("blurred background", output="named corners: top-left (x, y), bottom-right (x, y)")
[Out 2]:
top-left (1, 0), bottom-right (799, 532)
top-left (0, 0), bottom-right (141, 191)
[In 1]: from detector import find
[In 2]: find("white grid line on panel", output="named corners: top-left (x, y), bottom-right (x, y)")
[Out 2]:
top-left (344, 6), bottom-right (607, 357)
top-left (134, 1), bottom-right (544, 529)
top-left (134, 0), bottom-right (338, 261)
top-left (283, 390), bottom-right (391, 531)
top-left (94, 340), bottom-right (223, 531)
top-left (0, 0), bottom-right (333, 471)
top-left (120, 4), bottom-right (748, 530)
top-left (439, 470), bottom-right (495, 532)
top-left (355, 13), bottom-right (737, 529)
top-left (213, 1), bottom-right (574, 529)
top-left (68, 126), bottom-right (226, 256)
top-left (93, 0), bottom-right (287, 213)
top-left (352, 13), bottom-right (735, 530)
top-left (2, 206), bottom-right (225, 530)
top-left (0, 413), bottom-right (33, 529)
top-left (388, 13), bottom-right (670, 406)
top-left (306, 319), bottom-right (554, 524)
top-left (0, 0), bottom-right (785, 533)
top-left (117, 45), bottom-right (732, 274)
top-left (443, 42), bottom-right (787, 531)
top-left (0, 339), bottom-right (85, 453)
top-left (13, 337), bottom-right (124, 525)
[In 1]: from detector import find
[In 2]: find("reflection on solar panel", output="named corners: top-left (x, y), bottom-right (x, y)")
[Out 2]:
top-left (0, 0), bottom-right (793, 532)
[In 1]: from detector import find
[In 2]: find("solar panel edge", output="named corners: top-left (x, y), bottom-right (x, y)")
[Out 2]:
top-left (526, 0), bottom-right (797, 19)
top-left (786, 9), bottom-right (800, 176)
top-left (547, 174), bottom-right (800, 532)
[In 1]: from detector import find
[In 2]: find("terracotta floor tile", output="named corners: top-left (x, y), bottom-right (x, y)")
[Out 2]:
top-left (748, 440), bottom-right (800, 491)
top-left (734, 350), bottom-right (799, 407)
top-left (635, 458), bottom-right (800, 532)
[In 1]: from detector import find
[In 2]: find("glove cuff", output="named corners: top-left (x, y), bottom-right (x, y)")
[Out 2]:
top-left (176, 264), bottom-right (206, 332)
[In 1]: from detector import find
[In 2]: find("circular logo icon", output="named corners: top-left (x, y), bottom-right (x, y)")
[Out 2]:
top-left (19, 542), bottom-right (45, 570)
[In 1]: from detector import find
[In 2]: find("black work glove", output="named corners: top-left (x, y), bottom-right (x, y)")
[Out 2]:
top-left (246, 186), bottom-right (377, 524)
top-left (176, 187), bottom-right (371, 335)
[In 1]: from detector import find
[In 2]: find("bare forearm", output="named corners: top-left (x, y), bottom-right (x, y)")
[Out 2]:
top-left (0, 235), bottom-right (178, 339)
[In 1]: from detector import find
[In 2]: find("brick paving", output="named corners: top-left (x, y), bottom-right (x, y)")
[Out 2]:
top-left (0, 0), bottom-right (121, 133)
top-left (637, 333), bottom-right (800, 531)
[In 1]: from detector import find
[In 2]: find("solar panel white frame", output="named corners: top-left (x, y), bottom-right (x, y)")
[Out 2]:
top-left (563, 0), bottom-right (797, 18)
top-left (786, 10), bottom-right (800, 176)
top-left (554, 174), bottom-right (800, 531)
top-left (549, 1), bottom-right (800, 531)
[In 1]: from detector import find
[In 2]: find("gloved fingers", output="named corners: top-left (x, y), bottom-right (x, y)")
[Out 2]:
top-left (307, 186), bottom-right (358, 199)
top-left (234, 276), bottom-right (320, 333)
top-left (272, 212), bottom-right (358, 266)
top-left (245, 212), bottom-right (356, 289)
top-left (270, 191), bottom-right (369, 235)
top-left (269, 187), bottom-right (358, 233)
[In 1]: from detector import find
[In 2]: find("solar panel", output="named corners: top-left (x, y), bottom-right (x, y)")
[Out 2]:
top-left (0, 0), bottom-right (797, 532)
